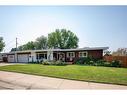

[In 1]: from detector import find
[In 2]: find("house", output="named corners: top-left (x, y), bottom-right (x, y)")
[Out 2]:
top-left (0, 53), bottom-right (8, 62)
top-left (4, 47), bottom-right (108, 63)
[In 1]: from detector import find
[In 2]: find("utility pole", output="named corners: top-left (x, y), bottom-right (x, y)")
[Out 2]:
top-left (16, 37), bottom-right (18, 51)
top-left (15, 37), bottom-right (18, 62)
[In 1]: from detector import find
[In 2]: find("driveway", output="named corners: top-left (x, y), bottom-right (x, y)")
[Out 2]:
top-left (0, 71), bottom-right (127, 89)
top-left (0, 63), bottom-right (15, 66)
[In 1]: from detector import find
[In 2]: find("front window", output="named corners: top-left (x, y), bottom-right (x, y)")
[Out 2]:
top-left (67, 52), bottom-right (75, 57)
top-left (37, 53), bottom-right (47, 59)
top-left (79, 52), bottom-right (87, 57)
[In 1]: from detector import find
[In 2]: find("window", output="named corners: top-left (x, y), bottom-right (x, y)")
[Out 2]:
top-left (67, 52), bottom-right (75, 57)
top-left (79, 52), bottom-right (87, 57)
top-left (36, 53), bottom-right (47, 59)
top-left (10, 55), bottom-right (14, 58)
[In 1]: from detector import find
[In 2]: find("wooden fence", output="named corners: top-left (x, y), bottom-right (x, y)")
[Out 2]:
top-left (103, 56), bottom-right (127, 67)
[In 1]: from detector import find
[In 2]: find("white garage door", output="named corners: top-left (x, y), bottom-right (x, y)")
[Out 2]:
top-left (8, 55), bottom-right (15, 62)
top-left (18, 54), bottom-right (29, 63)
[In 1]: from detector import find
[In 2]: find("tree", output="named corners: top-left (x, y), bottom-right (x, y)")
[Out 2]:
top-left (34, 35), bottom-right (48, 49)
top-left (48, 29), bottom-right (79, 49)
top-left (112, 48), bottom-right (127, 56)
top-left (104, 50), bottom-right (111, 56)
top-left (0, 37), bottom-right (5, 52)
top-left (10, 48), bottom-right (17, 52)
top-left (17, 41), bottom-right (35, 51)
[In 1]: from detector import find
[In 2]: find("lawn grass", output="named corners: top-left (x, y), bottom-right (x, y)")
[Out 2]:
top-left (0, 64), bottom-right (127, 85)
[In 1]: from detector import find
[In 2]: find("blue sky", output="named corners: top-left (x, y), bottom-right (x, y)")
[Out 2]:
top-left (0, 6), bottom-right (127, 52)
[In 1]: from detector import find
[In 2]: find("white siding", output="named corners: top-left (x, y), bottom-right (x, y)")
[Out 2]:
top-left (8, 55), bottom-right (15, 62)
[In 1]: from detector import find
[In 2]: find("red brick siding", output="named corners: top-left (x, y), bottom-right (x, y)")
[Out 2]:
top-left (87, 50), bottom-right (103, 59)
top-left (60, 50), bottom-right (103, 62)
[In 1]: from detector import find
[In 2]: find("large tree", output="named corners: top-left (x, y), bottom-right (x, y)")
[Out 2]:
top-left (0, 37), bottom-right (5, 52)
top-left (17, 41), bottom-right (35, 51)
top-left (34, 35), bottom-right (47, 49)
top-left (48, 29), bottom-right (79, 49)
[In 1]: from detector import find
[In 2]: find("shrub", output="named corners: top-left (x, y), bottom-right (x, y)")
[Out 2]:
top-left (84, 57), bottom-right (92, 65)
top-left (42, 61), bottom-right (50, 65)
top-left (95, 60), bottom-right (106, 66)
top-left (103, 62), bottom-right (111, 67)
top-left (86, 60), bottom-right (94, 65)
top-left (73, 57), bottom-right (86, 64)
top-left (74, 57), bottom-right (92, 65)
top-left (110, 60), bottom-right (122, 67)
top-left (42, 60), bottom-right (67, 66)
top-left (54, 60), bottom-right (67, 66)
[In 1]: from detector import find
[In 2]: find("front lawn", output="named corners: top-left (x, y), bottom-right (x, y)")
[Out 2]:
top-left (0, 64), bottom-right (127, 85)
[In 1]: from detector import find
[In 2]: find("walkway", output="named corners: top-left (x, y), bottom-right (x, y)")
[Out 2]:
top-left (0, 71), bottom-right (127, 89)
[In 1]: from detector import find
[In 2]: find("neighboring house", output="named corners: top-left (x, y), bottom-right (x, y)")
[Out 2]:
top-left (1, 47), bottom-right (108, 63)
top-left (0, 53), bottom-right (8, 62)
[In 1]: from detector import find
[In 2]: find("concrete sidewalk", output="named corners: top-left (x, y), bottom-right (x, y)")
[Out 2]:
top-left (0, 71), bottom-right (127, 89)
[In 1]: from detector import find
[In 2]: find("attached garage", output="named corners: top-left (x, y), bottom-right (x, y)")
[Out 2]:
top-left (8, 54), bottom-right (15, 63)
top-left (17, 54), bottom-right (29, 63)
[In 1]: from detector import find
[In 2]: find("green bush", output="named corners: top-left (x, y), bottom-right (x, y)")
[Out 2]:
top-left (86, 60), bottom-right (94, 65)
top-left (110, 60), bottom-right (122, 67)
top-left (103, 62), bottom-right (111, 67)
top-left (42, 60), bottom-right (67, 66)
top-left (73, 57), bottom-right (86, 64)
top-left (95, 60), bottom-right (106, 66)
top-left (54, 60), bottom-right (67, 66)
top-left (42, 61), bottom-right (51, 65)
top-left (74, 57), bottom-right (92, 65)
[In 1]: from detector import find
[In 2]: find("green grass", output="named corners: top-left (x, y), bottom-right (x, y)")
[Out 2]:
top-left (0, 64), bottom-right (127, 85)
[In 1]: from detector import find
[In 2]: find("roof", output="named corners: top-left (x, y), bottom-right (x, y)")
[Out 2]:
top-left (6, 47), bottom-right (109, 54)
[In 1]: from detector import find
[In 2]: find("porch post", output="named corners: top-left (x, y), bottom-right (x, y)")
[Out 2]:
top-left (57, 52), bottom-right (59, 61)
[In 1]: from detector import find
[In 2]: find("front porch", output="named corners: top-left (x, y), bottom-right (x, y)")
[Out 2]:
top-left (36, 51), bottom-right (66, 62)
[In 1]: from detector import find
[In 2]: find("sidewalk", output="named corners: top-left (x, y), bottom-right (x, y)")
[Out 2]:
top-left (0, 71), bottom-right (127, 89)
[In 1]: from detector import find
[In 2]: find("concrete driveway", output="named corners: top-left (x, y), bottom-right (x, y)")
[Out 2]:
top-left (0, 71), bottom-right (127, 89)
top-left (0, 63), bottom-right (15, 66)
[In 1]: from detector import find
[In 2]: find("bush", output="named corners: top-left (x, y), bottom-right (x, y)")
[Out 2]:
top-left (74, 57), bottom-right (92, 65)
top-left (110, 60), bottom-right (122, 67)
top-left (54, 60), bottom-right (67, 66)
top-left (42, 61), bottom-right (50, 65)
top-left (95, 60), bottom-right (106, 66)
top-left (73, 56), bottom-right (122, 68)
top-left (42, 60), bottom-right (67, 66)
top-left (73, 57), bottom-right (86, 64)
top-left (86, 60), bottom-right (94, 65)
top-left (103, 62), bottom-right (111, 67)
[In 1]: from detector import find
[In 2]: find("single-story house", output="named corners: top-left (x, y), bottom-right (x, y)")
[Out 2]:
top-left (2, 47), bottom-right (108, 63)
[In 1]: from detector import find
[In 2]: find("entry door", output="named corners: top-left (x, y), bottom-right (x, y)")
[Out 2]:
top-left (58, 53), bottom-right (65, 61)
top-left (18, 54), bottom-right (29, 63)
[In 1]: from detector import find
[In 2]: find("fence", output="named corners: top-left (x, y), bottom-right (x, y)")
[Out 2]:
top-left (103, 56), bottom-right (127, 67)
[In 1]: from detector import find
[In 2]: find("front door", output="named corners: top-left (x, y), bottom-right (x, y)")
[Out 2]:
top-left (58, 53), bottom-right (65, 61)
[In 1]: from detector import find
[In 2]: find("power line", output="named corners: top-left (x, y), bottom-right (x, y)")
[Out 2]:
top-left (5, 39), bottom-right (16, 47)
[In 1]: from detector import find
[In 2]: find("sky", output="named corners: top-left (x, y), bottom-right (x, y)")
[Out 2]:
top-left (0, 6), bottom-right (127, 52)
